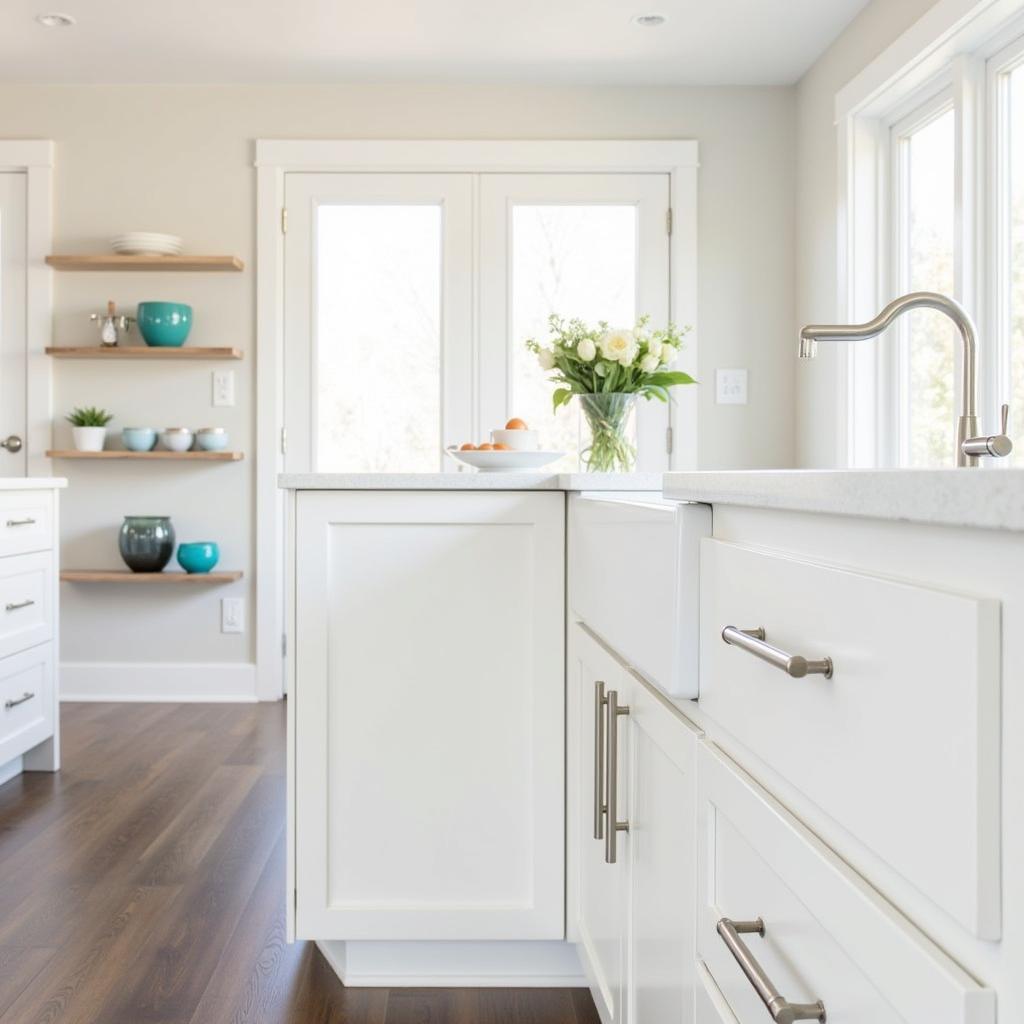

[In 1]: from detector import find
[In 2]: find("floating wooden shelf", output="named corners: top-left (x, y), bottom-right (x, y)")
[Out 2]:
top-left (46, 345), bottom-right (243, 360)
top-left (46, 254), bottom-right (244, 272)
top-left (46, 450), bottom-right (243, 461)
top-left (61, 570), bottom-right (243, 584)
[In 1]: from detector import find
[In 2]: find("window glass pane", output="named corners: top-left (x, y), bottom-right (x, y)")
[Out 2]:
top-left (511, 206), bottom-right (637, 470)
top-left (1009, 64), bottom-right (1024, 465)
top-left (315, 205), bottom-right (441, 472)
top-left (904, 108), bottom-right (956, 467)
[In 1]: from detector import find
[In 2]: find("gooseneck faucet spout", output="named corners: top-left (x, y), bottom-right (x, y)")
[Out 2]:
top-left (798, 291), bottom-right (1011, 467)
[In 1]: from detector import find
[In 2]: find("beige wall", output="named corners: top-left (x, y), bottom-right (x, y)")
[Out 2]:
top-left (795, 0), bottom-right (941, 466)
top-left (0, 82), bottom-right (797, 688)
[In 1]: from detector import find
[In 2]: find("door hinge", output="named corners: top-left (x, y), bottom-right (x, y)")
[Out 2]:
top-left (282, 633), bottom-right (288, 657)
top-left (666, 426), bottom-right (674, 455)
top-left (280, 427), bottom-right (288, 455)
top-left (281, 207), bottom-right (288, 234)
top-left (666, 208), bottom-right (673, 236)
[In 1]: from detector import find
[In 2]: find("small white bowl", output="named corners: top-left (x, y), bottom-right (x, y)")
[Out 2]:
top-left (196, 427), bottom-right (229, 452)
top-left (490, 428), bottom-right (540, 451)
top-left (160, 427), bottom-right (194, 452)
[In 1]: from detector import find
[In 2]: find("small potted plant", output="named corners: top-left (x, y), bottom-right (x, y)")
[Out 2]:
top-left (66, 406), bottom-right (114, 452)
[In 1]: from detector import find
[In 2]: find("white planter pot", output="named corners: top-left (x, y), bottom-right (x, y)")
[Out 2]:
top-left (72, 426), bottom-right (107, 452)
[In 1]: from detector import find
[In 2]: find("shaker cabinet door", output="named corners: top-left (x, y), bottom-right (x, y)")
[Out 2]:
top-left (293, 490), bottom-right (565, 940)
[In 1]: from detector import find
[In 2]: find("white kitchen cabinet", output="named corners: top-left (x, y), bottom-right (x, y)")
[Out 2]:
top-left (627, 675), bottom-right (700, 1024)
top-left (574, 625), bottom-right (630, 1024)
top-left (572, 622), bottom-right (700, 1024)
top-left (293, 490), bottom-right (565, 941)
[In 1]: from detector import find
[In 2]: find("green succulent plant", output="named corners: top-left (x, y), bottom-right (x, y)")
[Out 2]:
top-left (66, 406), bottom-right (114, 427)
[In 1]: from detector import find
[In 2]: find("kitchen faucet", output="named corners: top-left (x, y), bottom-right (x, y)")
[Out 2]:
top-left (798, 291), bottom-right (1013, 467)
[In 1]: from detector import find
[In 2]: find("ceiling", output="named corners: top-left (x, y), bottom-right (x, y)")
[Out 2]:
top-left (0, 0), bottom-right (872, 86)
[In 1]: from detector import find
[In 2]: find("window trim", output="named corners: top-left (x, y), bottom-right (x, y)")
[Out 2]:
top-left (835, 0), bottom-right (1024, 467)
top-left (253, 139), bottom-right (699, 704)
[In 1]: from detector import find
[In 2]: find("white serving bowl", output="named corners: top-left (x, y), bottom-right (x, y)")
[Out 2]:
top-left (160, 427), bottom-right (194, 452)
top-left (446, 448), bottom-right (564, 473)
top-left (490, 428), bottom-right (540, 451)
top-left (111, 232), bottom-right (183, 256)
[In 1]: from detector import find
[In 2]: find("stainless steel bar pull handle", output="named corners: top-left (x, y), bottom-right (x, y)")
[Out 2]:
top-left (593, 681), bottom-right (607, 840)
top-left (604, 688), bottom-right (629, 864)
top-left (717, 918), bottom-right (826, 1023)
top-left (5, 599), bottom-right (35, 613)
top-left (4, 692), bottom-right (35, 711)
top-left (5, 518), bottom-right (35, 528)
top-left (722, 626), bottom-right (833, 679)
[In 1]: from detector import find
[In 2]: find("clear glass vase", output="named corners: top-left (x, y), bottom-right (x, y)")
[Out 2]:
top-left (579, 392), bottom-right (637, 472)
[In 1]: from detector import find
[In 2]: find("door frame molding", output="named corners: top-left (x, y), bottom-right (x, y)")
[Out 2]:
top-left (254, 139), bottom-right (699, 701)
top-left (0, 141), bottom-right (53, 478)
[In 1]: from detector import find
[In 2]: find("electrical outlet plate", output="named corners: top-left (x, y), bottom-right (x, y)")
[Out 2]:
top-left (716, 368), bottom-right (748, 405)
top-left (221, 597), bottom-right (244, 634)
top-left (212, 370), bottom-right (235, 407)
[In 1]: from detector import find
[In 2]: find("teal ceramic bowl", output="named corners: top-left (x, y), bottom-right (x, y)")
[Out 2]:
top-left (176, 541), bottom-right (219, 574)
top-left (122, 426), bottom-right (158, 452)
top-left (137, 302), bottom-right (193, 347)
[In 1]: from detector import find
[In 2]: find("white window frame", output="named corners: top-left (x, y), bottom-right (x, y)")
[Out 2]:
top-left (836, 0), bottom-right (1024, 467)
top-left (254, 140), bottom-right (699, 700)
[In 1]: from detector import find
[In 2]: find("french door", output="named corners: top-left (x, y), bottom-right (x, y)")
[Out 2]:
top-left (283, 170), bottom-right (671, 474)
top-left (0, 173), bottom-right (27, 476)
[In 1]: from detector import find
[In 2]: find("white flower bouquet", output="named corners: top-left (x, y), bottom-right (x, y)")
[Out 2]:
top-left (526, 314), bottom-right (695, 471)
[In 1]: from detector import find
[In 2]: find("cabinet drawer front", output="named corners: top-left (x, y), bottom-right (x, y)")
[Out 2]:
top-left (697, 744), bottom-right (995, 1024)
top-left (699, 539), bottom-right (1000, 938)
top-left (0, 492), bottom-right (53, 558)
top-left (571, 495), bottom-right (709, 698)
top-left (0, 644), bottom-right (54, 763)
top-left (0, 552), bottom-right (53, 660)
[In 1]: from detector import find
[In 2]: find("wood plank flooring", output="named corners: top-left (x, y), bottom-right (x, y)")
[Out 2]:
top-left (0, 703), bottom-right (599, 1024)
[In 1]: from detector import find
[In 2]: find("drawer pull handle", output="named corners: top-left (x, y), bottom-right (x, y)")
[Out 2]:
top-left (593, 680), bottom-right (607, 840)
top-left (5, 518), bottom-right (36, 528)
top-left (4, 691), bottom-right (35, 710)
top-left (722, 626), bottom-right (833, 679)
top-left (717, 917), bottom-right (826, 1023)
top-left (604, 688), bottom-right (629, 864)
top-left (5, 599), bottom-right (35, 612)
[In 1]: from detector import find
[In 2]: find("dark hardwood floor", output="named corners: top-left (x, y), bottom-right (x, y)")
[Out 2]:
top-left (0, 702), bottom-right (598, 1024)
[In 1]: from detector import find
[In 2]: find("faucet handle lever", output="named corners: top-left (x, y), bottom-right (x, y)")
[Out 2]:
top-left (1001, 403), bottom-right (1010, 435)
top-left (962, 404), bottom-right (1013, 459)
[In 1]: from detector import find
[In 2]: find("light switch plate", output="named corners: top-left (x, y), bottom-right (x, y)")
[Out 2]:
top-left (221, 597), bottom-right (244, 634)
top-left (212, 370), bottom-right (235, 407)
top-left (716, 368), bottom-right (748, 405)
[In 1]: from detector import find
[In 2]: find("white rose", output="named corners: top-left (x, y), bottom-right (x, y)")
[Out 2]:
top-left (537, 348), bottom-right (556, 371)
top-left (598, 329), bottom-right (638, 365)
top-left (646, 338), bottom-right (663, 360)
top-left (640, 354), bottom-right (659, 373)
top-left (577, 338), bottom-right (597, 362)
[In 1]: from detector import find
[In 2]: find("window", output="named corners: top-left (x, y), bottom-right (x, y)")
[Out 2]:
top-left (891, 101), bottom-right (957, 467)
top-left (838, 7), bottom-right (1024, 469)
top-left (283, 166), bottom-right (678, 475)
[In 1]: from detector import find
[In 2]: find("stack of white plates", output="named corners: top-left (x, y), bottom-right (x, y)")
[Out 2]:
top-left (110, 232), bottom-right (184, 256)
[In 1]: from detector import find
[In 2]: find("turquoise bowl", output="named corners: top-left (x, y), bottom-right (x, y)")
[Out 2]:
top-left (122, 426), bottom-right (157, 452)
top-left (137, 302), bottom-right (193, 347)
top-left (176, 541), bottom-right (220, 574)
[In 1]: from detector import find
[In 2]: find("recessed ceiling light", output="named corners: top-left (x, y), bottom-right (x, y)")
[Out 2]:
top-left (35, 12), bottom-right (76, 27)
top-left (632, 13), bottom-right (667, 27)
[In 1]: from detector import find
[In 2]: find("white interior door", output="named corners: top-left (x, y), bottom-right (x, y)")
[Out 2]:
top-left (0, 173), bottom-right (27, 476)
top-left (283, 173), bottom-right (474, 473)
top-left (479, 173), bottom-right (672, 471)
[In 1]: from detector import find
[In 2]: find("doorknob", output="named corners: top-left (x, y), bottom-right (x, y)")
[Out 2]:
top-left (0, 435), bottom-right (23, 454)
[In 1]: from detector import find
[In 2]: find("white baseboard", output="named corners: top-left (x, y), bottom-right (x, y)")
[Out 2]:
top-left (60, 661), bottom-right (259, 702)
top-left (315, 940), bottom-right (585, 988)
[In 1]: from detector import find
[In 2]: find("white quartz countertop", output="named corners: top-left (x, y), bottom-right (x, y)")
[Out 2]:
top-left (0, 477), bottom-right (67, 490)
top-left (279, 472), bottom-right (664, 491)
top-left (663, 469), bottom-right (1024, 532)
